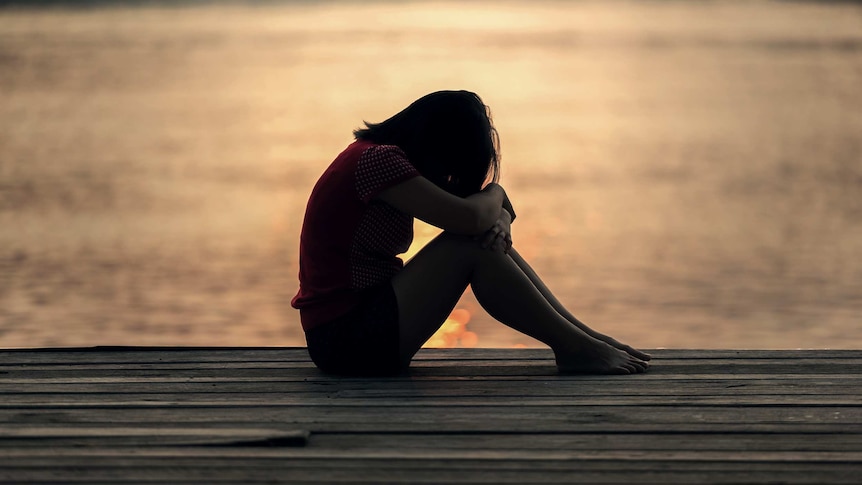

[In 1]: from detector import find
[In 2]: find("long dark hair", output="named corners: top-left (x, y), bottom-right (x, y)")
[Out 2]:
top-left (353, 90), bottom-right (500, 198)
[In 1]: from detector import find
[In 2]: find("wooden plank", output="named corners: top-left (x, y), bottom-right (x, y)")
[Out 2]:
top-left (309, 432), bottom-right (862, 453)
top-left (416, 348), bottom-right (862, 360)
top-left (3, 357), bottom-right (862, 374)
top-left (1, 379), bottom-right (859, 396)
top-left (2, 446), bottom-right (862, 464)
top-left (2, 376), bottom-right (860, 392)
top-left (1, 405), bottom-right (860, 433)
top-left (0, 427), bottom-right (308, 447)
top-left (2, 428), bottom-right (861, 452)
top-left (0, 455), bottom-right (859, 484)
top-left (3, 348), bottom-right (861, 366)
top-left (0, 350), bottom-right (858, 367)
top-left (0, 347), bottom-right (313, 363)
top-left (0, 376), bottom-right (862, 399)
top-left (0, 349), bottom-right (862, 367)
top-left (1, 374), bottom-right (859, 387)
top-left (3, 364), bottom-right (861, 380)
top-left (2, 393), bottom-right (861, 406)
top-left (4, 447), bottom-right (862, 461)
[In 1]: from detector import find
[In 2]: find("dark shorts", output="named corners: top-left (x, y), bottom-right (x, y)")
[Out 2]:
top-left (304, 283), bottom-right (404, 376)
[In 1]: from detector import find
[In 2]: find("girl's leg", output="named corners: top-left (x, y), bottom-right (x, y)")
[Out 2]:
top-left (391, 232), bottom-right (648, 374)
top-left (507, 248), bottom-right (651, 361)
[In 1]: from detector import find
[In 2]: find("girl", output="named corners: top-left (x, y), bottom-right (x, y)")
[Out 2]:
top-left (291, 90), bottom-right (650, 376)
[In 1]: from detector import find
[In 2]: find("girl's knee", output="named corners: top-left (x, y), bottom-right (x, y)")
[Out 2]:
top-left (437, 231), bottom-right (476, 242)
top-left (435, 231), bottom-right (513, 266)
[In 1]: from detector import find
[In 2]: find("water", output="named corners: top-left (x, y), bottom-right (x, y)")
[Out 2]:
top-left (1, 1), bottom-right (861, 349)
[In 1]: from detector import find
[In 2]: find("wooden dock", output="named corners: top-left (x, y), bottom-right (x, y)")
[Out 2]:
top-left (1, 347), bottom-right (860, 484)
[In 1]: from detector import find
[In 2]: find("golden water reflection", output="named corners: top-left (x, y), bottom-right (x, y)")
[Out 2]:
top-left (1, 1), bottom-right (861, 349)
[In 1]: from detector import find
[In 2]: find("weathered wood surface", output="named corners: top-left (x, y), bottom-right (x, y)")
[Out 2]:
top-left (1, 347), bottom-right (860, 484)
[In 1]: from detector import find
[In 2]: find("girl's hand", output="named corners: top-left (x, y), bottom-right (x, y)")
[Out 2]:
top-left (480, 209), bottom-right (513, 254)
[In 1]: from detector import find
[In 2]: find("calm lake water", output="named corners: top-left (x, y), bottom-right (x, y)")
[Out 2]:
top-left (1, 1), bottom-right (861, 349)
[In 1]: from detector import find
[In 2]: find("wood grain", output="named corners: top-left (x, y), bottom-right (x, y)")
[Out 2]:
top-left (1, 347), bottom-right (860, 484)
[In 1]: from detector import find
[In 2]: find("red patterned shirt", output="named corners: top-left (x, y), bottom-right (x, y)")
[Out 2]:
top-left (291, 140), bottom-right (421, 331)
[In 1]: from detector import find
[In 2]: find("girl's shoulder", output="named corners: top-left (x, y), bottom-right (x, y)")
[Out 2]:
top-left (331, 140), bottom-right (404, 168)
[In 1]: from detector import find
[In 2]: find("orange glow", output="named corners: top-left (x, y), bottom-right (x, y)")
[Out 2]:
top-left (5, 2), bottom-right (862, 351)
top-left (401, 221), bottom-right (441, 263)
top-left (423, 308), bottom-right (478, 348)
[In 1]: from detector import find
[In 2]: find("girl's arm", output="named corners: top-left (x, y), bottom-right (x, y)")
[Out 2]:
top-left (376, 176), bottom-right (505, 236)
top-left (479, 207), bottom-right (513, 253)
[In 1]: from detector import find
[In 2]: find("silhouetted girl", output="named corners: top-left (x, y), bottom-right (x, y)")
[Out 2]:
top-left (292, 90), bottom-right (650, 376)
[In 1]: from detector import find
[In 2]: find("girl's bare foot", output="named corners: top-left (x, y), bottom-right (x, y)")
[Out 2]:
top-left (554, 340), bottom-right (650, 375)
top-left (590, 333), bottom-right (651, 361)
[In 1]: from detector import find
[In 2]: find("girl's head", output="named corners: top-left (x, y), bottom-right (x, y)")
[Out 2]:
top-left (354, 90), bottom-right (500, 197)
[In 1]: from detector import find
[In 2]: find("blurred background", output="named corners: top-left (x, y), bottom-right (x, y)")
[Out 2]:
top-left (1, 0), bottom-right (861, 349)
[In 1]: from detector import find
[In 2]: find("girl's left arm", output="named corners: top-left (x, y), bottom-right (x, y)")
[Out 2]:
top-left (479, 208), bottom-right (513, 254)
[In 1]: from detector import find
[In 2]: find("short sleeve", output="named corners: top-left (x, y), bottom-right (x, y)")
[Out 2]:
top-left (355, 145), bottom-right (420, 203)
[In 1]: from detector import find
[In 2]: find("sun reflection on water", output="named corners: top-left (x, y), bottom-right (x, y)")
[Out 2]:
top-left (2, 1), bottom-right (861, 349)
top-left (424, 308), bottom-right (478, 349)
